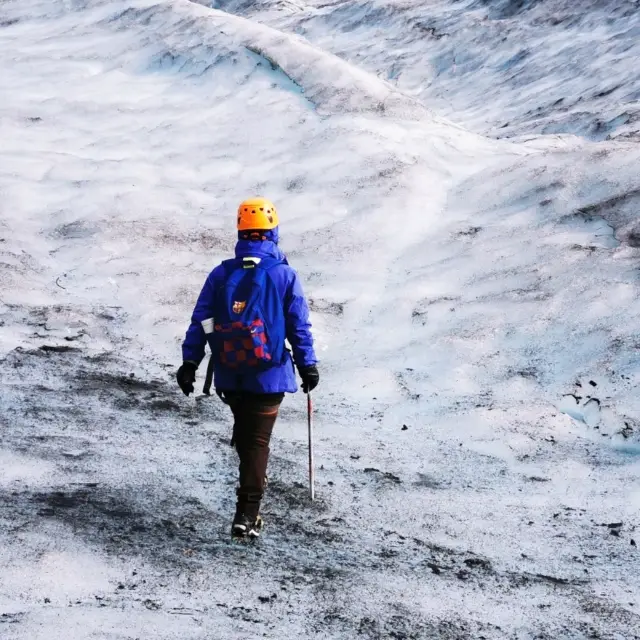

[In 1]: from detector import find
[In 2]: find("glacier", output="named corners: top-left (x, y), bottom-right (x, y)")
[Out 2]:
top-left (1, 0), bottom-right (639, 637)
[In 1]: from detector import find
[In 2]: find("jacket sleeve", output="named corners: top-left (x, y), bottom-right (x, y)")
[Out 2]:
top-left (181, 270), bottom-right (218, 366)
top-left (284, 269), bottom-right (317, 369)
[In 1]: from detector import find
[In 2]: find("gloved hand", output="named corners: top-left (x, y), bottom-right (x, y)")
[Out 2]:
top-left (299, 365), bottom-right (319, 394)
top-left (176, 361), bottom-right (197, 396)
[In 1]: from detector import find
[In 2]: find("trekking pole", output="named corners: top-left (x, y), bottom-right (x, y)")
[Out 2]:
top-left (202, 354), bottom-right (215, 396)
top-left (307, 392), bottom-right (315, 501)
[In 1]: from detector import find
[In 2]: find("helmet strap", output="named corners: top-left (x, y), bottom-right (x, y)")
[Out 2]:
top-left (240, 231), bottom-right (268, 241)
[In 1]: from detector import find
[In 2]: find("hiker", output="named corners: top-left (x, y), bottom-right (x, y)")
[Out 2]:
top-left (176, 197), bottom-right (319, 538)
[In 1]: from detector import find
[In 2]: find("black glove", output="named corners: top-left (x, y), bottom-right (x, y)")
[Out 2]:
top-left (176, 361), bottom-right (197, 396)
top-left (299, 365), bottom-right (319, 394)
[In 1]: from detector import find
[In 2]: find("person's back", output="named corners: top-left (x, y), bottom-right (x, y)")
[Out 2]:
top-left (176, 197), bottom-right (319, 539)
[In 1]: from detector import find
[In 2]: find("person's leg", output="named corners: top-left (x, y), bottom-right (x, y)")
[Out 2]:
top-left (230, 393), bottom-right (283, 534)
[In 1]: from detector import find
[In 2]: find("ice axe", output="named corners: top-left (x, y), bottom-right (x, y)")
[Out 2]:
top-left (307, 392), bottom-right (315, 501)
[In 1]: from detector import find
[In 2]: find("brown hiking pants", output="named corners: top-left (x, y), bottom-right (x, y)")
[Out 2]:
top-left (226, 392), bottom-right (284, 519)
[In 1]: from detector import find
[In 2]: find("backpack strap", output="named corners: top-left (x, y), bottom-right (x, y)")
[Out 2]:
top-left (254, 256), bottom-right (283, 271)
top-left (217, 256), bottom-right (283, 294)
top-left (251, 257), bottom-right (283, 293)
top-left (220, 258), bottom-right (242, 277)
top-left (221, 257), bottom-right (283, 273)
top-left (214, 259), bottom-right (245, 309)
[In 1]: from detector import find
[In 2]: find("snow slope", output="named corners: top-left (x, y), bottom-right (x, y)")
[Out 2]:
top-left (202, 0), bottom-right (640, 140)
top-left (1, 0), bottom-right (639, 638)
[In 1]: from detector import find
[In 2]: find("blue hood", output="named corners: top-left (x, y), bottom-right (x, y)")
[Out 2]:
top-left (235, 227), bottom-right (286, 262)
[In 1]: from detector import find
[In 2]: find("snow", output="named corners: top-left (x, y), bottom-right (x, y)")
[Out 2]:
top-left (210, 0), bottom-right (640, 141)
top-left (1, 0), bottom-right (639, 638)
top-left (0, 451), bottom-right (56, 488)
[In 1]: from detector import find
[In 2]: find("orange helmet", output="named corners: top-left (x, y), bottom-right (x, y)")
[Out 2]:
top-left (237, 197), bottom-right (279, 231)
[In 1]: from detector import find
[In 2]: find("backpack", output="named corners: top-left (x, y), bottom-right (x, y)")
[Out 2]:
top-left (208, 256), bottom-right (286, 372)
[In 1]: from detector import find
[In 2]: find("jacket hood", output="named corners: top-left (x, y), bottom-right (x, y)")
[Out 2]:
top-left (234, 227), bottom-right (286, 261)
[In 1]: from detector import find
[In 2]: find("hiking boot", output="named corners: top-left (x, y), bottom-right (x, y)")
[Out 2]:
top-left (231, 513), bottom-right (264, 539)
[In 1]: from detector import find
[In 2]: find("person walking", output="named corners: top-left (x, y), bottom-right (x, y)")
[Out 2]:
top-left (176, 197), bottom-right (319, 539)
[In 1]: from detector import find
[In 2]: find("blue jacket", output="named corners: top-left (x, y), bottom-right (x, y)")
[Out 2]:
top-left (182, 229), bottom-right (317, 394)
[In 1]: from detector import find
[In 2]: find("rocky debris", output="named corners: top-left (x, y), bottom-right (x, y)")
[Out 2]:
top-left (258, 594), bottom-right (277, 604)
top-left (363, 468), bottom-right (402, 483)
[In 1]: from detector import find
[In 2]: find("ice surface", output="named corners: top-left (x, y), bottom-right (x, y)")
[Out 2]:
top-left (207, 0), bottom-right (640, 140)
top-left (1, 0), bottom-right (639, 638)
